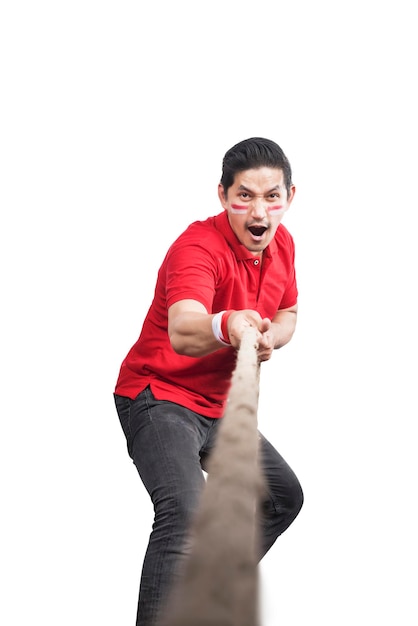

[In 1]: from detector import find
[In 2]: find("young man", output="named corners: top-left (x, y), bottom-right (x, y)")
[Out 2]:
top-left (114, 137), bottom-right (304, 626)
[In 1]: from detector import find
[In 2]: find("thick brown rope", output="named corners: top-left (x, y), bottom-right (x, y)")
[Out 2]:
top-left (160, 326), bottom-right (265, 626)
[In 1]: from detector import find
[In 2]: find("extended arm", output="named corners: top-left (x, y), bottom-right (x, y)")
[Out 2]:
top-left (271, 304), bottom-right (298, 349)
top-left (168, 299), bottom-right (221, 357)
top-left (250, 304), bottom-right (297, 362)
top-left (168, 299), bottom-right (297, 361)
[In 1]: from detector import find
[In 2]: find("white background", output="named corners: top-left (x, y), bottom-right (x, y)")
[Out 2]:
top-left (1, 1), bottom-right (417, 624)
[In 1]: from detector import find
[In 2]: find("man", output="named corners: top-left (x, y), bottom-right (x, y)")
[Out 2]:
top-left (114, 137), bottom-right (304, 626)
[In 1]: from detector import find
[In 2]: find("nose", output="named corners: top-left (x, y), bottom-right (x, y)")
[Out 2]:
top-left (250, 198), bottom-right (268, 220)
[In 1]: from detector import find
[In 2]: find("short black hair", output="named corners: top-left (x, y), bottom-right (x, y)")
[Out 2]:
top-left (220, 137), bottom-right (293, 197)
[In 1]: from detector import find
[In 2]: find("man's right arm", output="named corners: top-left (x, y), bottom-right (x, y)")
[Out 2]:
top-left (168, 299), bottom-right (222, 357)
top-left (168, 300), bottom-right (272, 360)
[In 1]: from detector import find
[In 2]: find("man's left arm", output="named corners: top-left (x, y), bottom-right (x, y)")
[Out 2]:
top-left (271, 303), bottom-right (298, 349)
top-left (257, 304), bottom-right (298, 362)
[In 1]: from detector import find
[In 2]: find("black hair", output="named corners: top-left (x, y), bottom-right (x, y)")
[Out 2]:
top-left (220, 137), bottom-right (293, 196)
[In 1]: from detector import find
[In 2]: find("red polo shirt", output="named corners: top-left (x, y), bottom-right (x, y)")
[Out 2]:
top-left (114, 211), bottom-right (297, 417)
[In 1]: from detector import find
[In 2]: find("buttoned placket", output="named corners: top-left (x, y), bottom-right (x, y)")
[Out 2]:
top-left (247, 257), bottom-right (262, 305)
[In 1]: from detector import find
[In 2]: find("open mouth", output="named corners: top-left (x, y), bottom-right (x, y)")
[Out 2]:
top-left (248, 225), bottom-right (268, 237)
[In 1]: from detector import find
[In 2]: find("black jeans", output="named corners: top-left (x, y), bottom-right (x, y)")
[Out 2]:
top-left (114, 386), bottom-right (303, 626)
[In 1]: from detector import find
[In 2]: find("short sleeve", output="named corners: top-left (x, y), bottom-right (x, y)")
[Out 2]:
top-left (165, 238), bottom-right (218, 312)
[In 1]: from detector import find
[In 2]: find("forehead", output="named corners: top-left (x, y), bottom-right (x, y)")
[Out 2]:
top-left (233, 167), bottom-right (285, 191)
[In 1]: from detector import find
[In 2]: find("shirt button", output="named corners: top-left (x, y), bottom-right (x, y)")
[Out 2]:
top-left (254, 259), bottom-right (260, 266)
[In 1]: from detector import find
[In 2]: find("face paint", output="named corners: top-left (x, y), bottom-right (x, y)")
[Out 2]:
top-left (267, 205), bottom-right (284, 215)
top-left (230, 203), bottom-right (284, 215)
top-left (230, 204), bottom-right (248, 214)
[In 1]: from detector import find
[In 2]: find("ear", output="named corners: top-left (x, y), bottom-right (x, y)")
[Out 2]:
top-left (218, 183), bottom-right (228, 210)
top-left (286, 184), bottom-right (296, 207)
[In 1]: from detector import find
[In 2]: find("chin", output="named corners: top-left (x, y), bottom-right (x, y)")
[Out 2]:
top-left (247, 244), bottom-right (265, 254)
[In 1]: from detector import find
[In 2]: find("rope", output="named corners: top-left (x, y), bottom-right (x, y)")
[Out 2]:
top-left (160, 326), bottom-right (265, 626)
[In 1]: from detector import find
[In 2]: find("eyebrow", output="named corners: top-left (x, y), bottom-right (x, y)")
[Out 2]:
top-left (237, 184), bottom-right (283, 193)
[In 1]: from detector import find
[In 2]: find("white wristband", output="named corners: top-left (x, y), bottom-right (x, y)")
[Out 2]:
top-left (211, 311), bottom-right (230, 346)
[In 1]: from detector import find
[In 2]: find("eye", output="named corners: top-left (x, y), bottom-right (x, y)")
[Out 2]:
top-left (268, 192), bottom-right (281, 199)
top-left (239, 192), bottom-right (251, 200)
